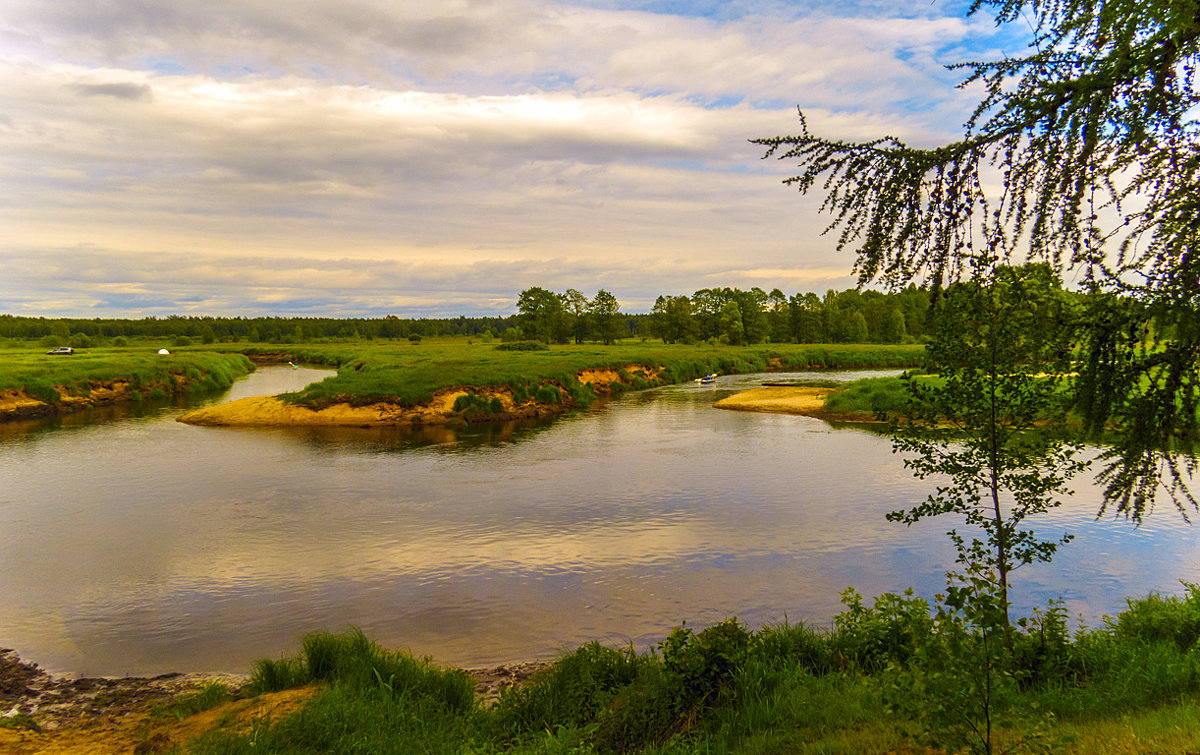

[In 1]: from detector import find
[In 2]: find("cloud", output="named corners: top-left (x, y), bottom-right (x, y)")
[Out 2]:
top-left (67, 81), bottom-right (154, 101)
top-left (0, 0), bottom-right (1023, 316)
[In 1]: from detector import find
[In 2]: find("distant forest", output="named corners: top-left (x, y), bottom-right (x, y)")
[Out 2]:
top-left (0, 284), bottom-right (939, 347)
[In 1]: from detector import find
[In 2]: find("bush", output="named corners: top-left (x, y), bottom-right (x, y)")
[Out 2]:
top-left (495, 340), bottom-right (549, 351)
top-left (832, 588), bottom-right (933, 671)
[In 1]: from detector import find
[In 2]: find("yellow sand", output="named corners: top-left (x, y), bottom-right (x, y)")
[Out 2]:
top-left (178, 386), bottom-right (517, 427)
top-left (178, 396), bottom-right (430, 427)
top-left (712, 386), bottom-right (834, 416)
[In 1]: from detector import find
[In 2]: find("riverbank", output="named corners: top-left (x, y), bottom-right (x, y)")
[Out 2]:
top-left (0, 341), bottom-right (922, 426)
top-left (0, 350), bottom-right (254, 423)
top-left (713, 385), bottom-right (836, 416)
top-left (9, 587), bottom-right (1200, 755)
top-left (0, 649), bottom-right (546, 755)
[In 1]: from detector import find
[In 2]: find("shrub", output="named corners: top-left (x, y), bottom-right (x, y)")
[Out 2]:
top-left (495, 340), bottom-right (549, 351)
top-left (832, 588), bottom-right (933, 671)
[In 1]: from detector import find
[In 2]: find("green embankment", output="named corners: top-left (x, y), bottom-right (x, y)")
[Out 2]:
top-left (0, 345), bottom-right (253, 415)
top-left (0, 338), bottom-right (920, 422)
top-left (250, 341), bottom-right (924, 409)
top-left (181, 587), bottom-right (1200, 754)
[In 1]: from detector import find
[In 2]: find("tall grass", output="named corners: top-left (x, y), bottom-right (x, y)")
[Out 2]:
top-left (185, 587), bottom-right (1200, 754)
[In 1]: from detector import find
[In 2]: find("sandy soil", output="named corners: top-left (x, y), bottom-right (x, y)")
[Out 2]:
top-left (1, 649), bottom-right (546, 754)
top-left (712, 386), bottom-right (835, 416)
top-left (176, 385), bottom-right (551, 428)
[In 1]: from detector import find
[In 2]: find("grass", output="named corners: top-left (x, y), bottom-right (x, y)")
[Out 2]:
top-left (249, 340), bottom-right (924, 409)
top-left (181, 587), bottom-right (1200, 754)
top-left (0, 336), bottom-right (921, 417)
top-left (0, 342), bottom-right (253, 402)
top-left (152, 682), bottom-right (236, 721)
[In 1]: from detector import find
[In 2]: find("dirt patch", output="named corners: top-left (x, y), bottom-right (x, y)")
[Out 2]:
top-left (0, 648), bottom-right (253, 754)
top-left (0, 379), bottom-right (174, 424)
top-left (0, 390), bottom-right (54, 421)
top-left (576, 364), bottom-right (662, 394)
top-left (713, 386), bottom-right (836, 416)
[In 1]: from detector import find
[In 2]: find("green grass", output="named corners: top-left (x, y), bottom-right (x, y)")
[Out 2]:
top-left (182, 587), bottom-right (1200, 754)
top-left (0, 343), bottom-right (253, 401)
top-left (249, 340), bottom-right (924, 409)
top-left (152, 681), bottom-right (236, 721)
top-left (820, 375), bottom-right (914, 418)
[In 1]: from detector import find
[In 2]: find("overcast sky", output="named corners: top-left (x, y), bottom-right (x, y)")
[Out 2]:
top-left (0, 0), bottom-right (1029, 318)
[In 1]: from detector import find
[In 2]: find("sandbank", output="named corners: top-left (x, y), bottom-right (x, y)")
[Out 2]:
top-left (712, 386), bottom-right (835, 416)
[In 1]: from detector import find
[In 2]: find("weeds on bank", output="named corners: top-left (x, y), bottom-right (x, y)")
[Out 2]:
top-left (185, 586), bottom-right (1200, 754)
top-left (152, 682), bottom-right (235, 721)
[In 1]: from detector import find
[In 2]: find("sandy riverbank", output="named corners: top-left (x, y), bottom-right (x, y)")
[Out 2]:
top-left (178, 365), bottom-right (661, 428)
top-left (177, 388), bottom-right (557, 427)
top-left (712, 386), bottom-right (836, 417)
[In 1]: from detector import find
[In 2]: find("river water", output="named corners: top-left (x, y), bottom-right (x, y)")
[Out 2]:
top-left (1, 366), bottom-right (1197, 676)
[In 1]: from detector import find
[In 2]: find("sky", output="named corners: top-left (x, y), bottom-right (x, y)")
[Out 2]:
top-left (0, 0), bottom-right (1031, 318)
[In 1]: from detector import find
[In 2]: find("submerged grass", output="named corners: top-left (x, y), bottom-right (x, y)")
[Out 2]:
top-left (184, 588), bottom-right (1200, 754)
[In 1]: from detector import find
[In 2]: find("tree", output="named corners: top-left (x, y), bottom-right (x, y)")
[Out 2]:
top-left (718, 300), bottom-right (744, 345)
top-left (563, 288), bottom-right (590, 345)
top-left (652, 295), bottom-right (697, 344)
top-left (756, 0), bottom-right (1200, 518)
top-left (516, 287), bottom-right (566, 344)
top-left (590, 289), bottom-right (623, 345)
top-left (889, 263), bottom-right (1085, 637)
top-left (766, 288), bottom-right (791, 342)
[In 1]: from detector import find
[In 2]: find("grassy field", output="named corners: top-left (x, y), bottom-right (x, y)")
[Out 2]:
top-left (0, 337), bottom-right (921, 417)
top-left (172, 587), bottom-right (1200, 754)
top-left (0, 343), bottom-right (253, 404)
top-left (226, 340), bottom-right (924, 408)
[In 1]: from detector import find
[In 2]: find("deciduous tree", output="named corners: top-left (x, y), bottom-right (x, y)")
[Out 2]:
top-left (756, 0), bottom-right (1200, 517)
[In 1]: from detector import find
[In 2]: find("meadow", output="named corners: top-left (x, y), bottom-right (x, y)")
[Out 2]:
top-left (0, 337), bottom-right (923, 417)
top-left (0, 342), bottom-right (253, 406)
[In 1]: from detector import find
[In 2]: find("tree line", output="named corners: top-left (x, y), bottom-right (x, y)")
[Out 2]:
top-left (1, 282), bottom-right (945, 346)
top-left (512, 284), bottom-right (936, 345)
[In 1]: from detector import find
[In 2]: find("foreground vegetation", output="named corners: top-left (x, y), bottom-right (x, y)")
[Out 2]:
top-left (177, 586), bottom-right (1200, 754)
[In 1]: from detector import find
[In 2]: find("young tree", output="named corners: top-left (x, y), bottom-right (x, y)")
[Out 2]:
top-left (889, 263), bottom-right (1086, 638)
top-left (756, 0), bottom-right (1200, 517)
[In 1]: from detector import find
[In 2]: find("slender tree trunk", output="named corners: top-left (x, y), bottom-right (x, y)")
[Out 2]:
top-left (986, 278), bottom-right (1013, 651)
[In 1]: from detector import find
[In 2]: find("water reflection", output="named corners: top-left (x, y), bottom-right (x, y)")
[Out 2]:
top-left (0, 367), bottom-right (1196, 677)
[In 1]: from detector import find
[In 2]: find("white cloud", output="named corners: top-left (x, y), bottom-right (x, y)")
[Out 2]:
top-left (0, 0), bottom-right (1019, 316)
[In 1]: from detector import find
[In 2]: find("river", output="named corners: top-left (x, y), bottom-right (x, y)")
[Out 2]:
top-left (0, 366), bottom-right (1196, 676)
